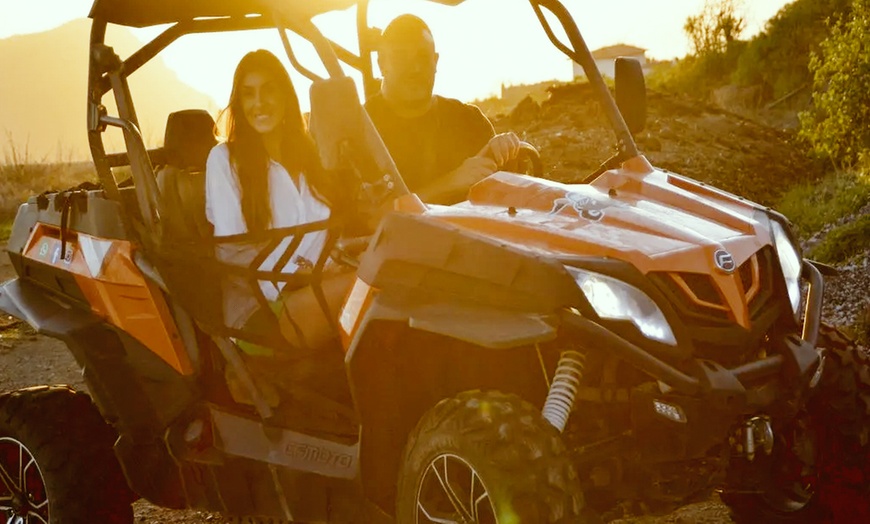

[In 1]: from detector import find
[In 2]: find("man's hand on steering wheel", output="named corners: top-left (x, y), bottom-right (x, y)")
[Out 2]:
top-left (479, 133), bottom-right (543, 177)
top-left (480, 132), bottom-right (522, 166)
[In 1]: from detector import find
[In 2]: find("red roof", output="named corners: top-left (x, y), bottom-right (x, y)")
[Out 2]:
top-left (591, 44), bottom-right (646, 60)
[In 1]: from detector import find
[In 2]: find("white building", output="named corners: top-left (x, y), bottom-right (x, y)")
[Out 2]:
top-left (573, 44), bottom-right (648, 79)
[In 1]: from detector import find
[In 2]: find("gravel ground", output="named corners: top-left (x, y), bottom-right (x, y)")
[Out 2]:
top-left (821, 251), bottom-right (870, 329)
top-left (804, 203), bottom-right (870, 336)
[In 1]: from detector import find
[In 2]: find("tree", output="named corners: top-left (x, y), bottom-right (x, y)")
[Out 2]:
top-left (684, 0), bottom-right (746, 56)
top-left (733, 0), bottom-right (851, 101)
top-left (799, 0), bottom-right (870, 167)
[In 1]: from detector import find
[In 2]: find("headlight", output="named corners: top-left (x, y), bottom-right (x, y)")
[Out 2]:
top-left (770, 220), bottom-right (802, 315)
top-left (566, 267), bottom-right (677, 346)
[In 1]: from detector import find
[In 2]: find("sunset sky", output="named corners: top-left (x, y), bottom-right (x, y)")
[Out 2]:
top-left (2, 0), bottom-right (794, 107)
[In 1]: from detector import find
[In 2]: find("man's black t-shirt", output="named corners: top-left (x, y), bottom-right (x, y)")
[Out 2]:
top-left (364, 93), bottom-right (494, 194)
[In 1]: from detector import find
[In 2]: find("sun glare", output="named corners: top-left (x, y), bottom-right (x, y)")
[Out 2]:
top-left (120, 0), bottom-right (793, 116)
top-left (1, 0), bottom-right (795, 154)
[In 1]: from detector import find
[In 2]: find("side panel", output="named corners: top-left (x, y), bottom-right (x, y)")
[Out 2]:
top-left (8, 191), bottom-right (194, 375)
top-left (1, 194), bottom-right (201, 507)
top-left (20, 224), bottom-right (192, 374)
top-left (0, 276), bottom-right (198, 507)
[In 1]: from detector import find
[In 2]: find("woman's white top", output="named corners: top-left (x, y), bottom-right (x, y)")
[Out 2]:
top-left (204, 143), bottom-right (330, 320)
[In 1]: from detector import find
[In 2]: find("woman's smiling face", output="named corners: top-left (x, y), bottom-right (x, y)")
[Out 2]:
top-left (240, 69), bottom-right (286, 136)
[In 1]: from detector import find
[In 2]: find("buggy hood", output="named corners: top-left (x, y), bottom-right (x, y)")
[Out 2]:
top-left (427, 161), bottom-right (773, 278)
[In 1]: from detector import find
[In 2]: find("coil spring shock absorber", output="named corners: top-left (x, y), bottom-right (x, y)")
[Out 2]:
top-left (542, 350), bottom-right (586, 432)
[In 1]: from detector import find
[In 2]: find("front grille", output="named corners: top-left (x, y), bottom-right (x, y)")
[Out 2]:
top-left (649, 247), bottom-right (781, 363)
top-left (681, 272), bottom-right (722, 305)
top-left (747, 247), bottom-right (777, 319)
top-left (649, 272), bottom-right (730, 326)
top-left (738, 255), bottom-right (754, 293)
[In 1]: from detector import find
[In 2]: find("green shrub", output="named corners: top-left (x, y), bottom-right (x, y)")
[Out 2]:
top-left (807, 213), bottom-right (870, 264)
top-left (656, 0), bottom-right (847, 107)
top-left (648, 0), bottom-right (748, 97)
top-left (733, 0), bottom-right (850, 101)
top-left (776, 170), bottom-right (870, 237)
top-left (799, 0), bottom-right (870, 167)
top-left (684, 0), bottom-right (746, 56)
top-left (648, 43), bottom-right (745, 96)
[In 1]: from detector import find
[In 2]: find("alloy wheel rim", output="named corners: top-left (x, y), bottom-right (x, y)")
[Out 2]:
top-left (415, 453), bottom-right (496, 524)
top-left (0, 437), bottom-right (49, 524)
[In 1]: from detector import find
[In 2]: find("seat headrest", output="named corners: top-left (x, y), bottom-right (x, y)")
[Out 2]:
top-left (163, 109), bottom-right (217, 172)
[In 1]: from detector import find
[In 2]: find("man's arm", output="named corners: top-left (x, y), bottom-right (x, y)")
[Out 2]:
top-left (417, 132), bottom-right (521, 205)
top-left (416, 155), bottom-right (498, 205)
top-left (416, 103), bottom-right (523, 204)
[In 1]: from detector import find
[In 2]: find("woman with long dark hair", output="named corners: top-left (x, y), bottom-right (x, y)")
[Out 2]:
top-left (207, 48), bottom-right (330, 255)
top-left (205, 50), bottom-right (353, 410)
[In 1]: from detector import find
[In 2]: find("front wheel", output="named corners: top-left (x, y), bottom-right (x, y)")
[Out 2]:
top-left (722, 325), bottom-right (870, 523)
top-left (396, 390), bottom-right (587, 524)
top-left (0, 386), bottom-right (134, 524)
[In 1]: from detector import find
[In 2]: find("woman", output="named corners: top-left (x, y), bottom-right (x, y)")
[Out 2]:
top-left (205, 50), bottom-right (353, 410)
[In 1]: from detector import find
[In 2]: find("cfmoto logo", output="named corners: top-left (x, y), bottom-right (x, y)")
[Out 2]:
top-left (714, 249), bottom-right (736, 273)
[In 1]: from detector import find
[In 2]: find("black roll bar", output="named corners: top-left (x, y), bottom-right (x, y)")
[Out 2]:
top-left (529, 0), bottom-right (639, 160)
top-left (95, 17), bottom-right (276, 97)
top-left (356, 0), bottom-right (380, 100)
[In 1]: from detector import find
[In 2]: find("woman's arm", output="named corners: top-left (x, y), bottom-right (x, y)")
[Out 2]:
top-left (205, 144), bottom-right (247, 236)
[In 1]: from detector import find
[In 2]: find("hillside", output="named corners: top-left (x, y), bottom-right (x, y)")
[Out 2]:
top-left (489, 81), bottom-right (822, 207)
top-left (0, 19), bottom-right (216, 162)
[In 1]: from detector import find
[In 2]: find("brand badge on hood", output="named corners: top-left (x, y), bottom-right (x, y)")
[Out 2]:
top-left (714, 249), bottom-right (736, 273)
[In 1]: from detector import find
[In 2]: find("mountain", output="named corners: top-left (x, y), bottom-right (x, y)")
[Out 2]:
top-left (0, 19), bottom-right (217, 162)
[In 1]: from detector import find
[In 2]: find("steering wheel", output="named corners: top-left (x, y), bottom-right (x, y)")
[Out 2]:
top-left (503, 141), bottom-right (543, 177)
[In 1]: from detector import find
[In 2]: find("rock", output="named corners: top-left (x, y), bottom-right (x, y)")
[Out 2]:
top-left (510, 95), bottom-right (542, 123)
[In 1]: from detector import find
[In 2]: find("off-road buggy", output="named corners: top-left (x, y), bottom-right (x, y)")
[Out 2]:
top-left (1, 0), bottom-right (869, 523)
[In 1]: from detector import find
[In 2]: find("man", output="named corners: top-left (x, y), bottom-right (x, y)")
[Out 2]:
top-left (365, 14), bottom-right (521, 204)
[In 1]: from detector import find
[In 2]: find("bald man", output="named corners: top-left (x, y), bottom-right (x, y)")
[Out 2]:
top-left (365, 14), bottom-right (521, 204)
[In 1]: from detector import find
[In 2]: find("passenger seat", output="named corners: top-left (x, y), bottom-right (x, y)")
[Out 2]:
top-left (157, 109), bottom-right (217, 239)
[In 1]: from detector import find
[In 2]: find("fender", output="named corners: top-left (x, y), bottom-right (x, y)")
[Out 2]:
top-left (408, 302), bottom-right (557, 348)
top-left (345, 294), bottom-right (554, 513)
top-left (346, 293), bottom-right (558, 355)
top-left (0, 278), bottom-right (101, 338)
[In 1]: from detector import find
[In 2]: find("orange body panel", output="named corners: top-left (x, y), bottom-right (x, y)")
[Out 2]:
top-left (338, 277), bottom-right (376, 351)
top-left (426, 156), bottom-right (775, 330)
top-left (23, 224), bottom-right (193, 375)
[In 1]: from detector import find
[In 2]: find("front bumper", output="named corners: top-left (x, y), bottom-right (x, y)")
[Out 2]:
top-left (558, 260), bottom-right (826, 461)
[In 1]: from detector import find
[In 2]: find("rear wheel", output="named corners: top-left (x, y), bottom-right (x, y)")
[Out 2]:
top-left (396, 390), bottom-right (587, 524)
top-left (0, 386), bottom-right (134, 524)
top-left (722, 325), bottom-right (870, 523)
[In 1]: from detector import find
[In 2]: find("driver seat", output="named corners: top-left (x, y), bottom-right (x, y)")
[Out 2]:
top-left (157, 109), bottom-right (216, 239)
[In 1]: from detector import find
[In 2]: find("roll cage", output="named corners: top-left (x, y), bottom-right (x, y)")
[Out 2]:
top-left (86, 0), bottom-right (639, 233)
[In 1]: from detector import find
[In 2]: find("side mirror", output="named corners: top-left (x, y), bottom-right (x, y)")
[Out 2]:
top-left (615, 57), bottom-right (646, 136)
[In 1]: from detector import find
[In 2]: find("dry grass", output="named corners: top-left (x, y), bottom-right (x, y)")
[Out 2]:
top-left (1, 138), bottom-right (97, 219)
top-left (0, 219), bottom-right (12, 242)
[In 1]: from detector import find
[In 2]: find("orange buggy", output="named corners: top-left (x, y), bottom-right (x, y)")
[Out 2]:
top-left (0, 1), bottom-right (867, 523)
